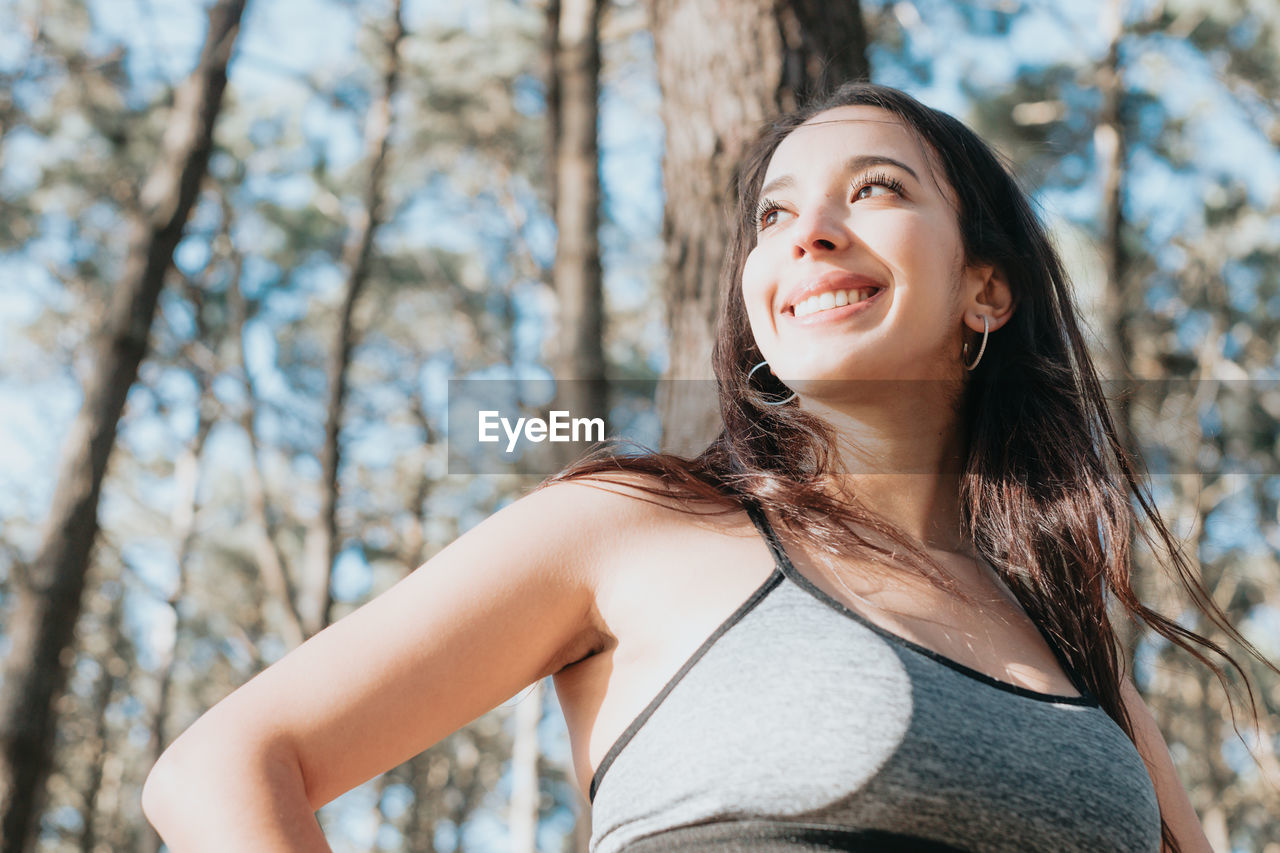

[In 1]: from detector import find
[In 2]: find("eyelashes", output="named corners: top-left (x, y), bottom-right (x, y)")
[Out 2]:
top-left (754, 196), bottom-right (786, 230)
top-left (853, 170), bottom-right (906, 199)
top-left (754, 170), bottom-right (907, 232)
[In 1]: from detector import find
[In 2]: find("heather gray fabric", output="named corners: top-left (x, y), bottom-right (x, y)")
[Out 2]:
top-left (587, 504), bottom-right (1161, 852)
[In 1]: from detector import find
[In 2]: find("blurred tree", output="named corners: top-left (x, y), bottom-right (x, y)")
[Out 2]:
top-left (0, 2), bottom-right (246, 849)
top-left (302, 0), bottom-right (406, 639)
top-left (2, 0), bottom-right (603, 847)
top-left (1085, 4), bottom-right (1279, 844)
top-left (509, 682), bottom-right (544, 853)
top-left (37, 551), bottom-right (138, 853)
top-left (646, 0), bottom-right (870, 454)
top-left (548, 0), bottom-right (607, 456)
top-left (135, 257), bottom-right (223, 853)
top-left (516, 0), bottom-right (606, 847)
top-left (955, 0), bottom-right (1280, 845)
top-left (228, 247), bottom-right (309, 649)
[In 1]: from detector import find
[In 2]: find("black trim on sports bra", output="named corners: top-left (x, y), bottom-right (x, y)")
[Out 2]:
top-left (619, 819), bottom-right (971, 852)
top-left (740, 499), bottom-right (1098, 707)
top-left (588, 564), bottom-right (785, 802)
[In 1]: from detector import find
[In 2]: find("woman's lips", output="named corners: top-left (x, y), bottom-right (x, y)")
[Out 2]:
top-left (783, 286), bottom-right (884, 325)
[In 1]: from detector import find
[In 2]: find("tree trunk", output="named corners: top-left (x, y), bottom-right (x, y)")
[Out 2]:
top-left (1093, 0), bottom-right (1151, 680)
top-left (544, 0), bottom-right (563, 218)
top-left (0, 2), bottom-right (245, 848)
top-left (138, 401), bottom-right (214, 853)
top-left (302, 0), bottom-right (405, 637)
top-left (508, 680), bottom-right (544, 853)
top-left (548, 0), bottom-right (607, 471)
top-left (76, 589), bottom-right (125, 853)
top-left (230, 263), bottom-right (308, 648)
top-left (541, 2), bottom-right (603, 836)
top-left (646, 0), bottom-right (869, 455)
top-left (403, 751), bottom-right (441, 852)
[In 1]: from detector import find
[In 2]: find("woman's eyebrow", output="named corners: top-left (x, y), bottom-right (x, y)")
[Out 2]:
top-left (759, 154), bottom-right (921, 199)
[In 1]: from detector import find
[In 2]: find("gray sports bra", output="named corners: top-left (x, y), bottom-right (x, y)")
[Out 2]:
top-left (587, 501), bottom-right (1161, 852)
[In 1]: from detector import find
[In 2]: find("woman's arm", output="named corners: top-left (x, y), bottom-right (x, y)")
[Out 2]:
top-left (142, 479), bottom-right (619, 851)
top-left (1119, 678), bottom-right (1215, 853)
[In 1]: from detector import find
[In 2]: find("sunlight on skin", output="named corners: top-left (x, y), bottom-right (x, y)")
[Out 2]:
top-left (740, 106), bottom-right (1013, 553)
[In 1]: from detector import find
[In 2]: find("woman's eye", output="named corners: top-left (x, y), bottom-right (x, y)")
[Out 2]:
top-left (850, 172), bottom-right (905, 202)
top-left (755, 199), bottom-right (790, 230)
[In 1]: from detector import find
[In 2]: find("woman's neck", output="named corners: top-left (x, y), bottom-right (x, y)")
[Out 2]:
top-left (801, 386), bottom-right (970, 554)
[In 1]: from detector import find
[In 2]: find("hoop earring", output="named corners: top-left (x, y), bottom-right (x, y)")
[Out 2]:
top-left (963, 315), bottom-right (989, 371)
top-left (747, 360), bottom-right (797, 405)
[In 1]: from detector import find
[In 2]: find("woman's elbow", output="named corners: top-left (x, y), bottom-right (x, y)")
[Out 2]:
top-left (141, 730), bottom-right (233, 830)
top-left (140, 745), bottom-right (183, 832)
top-left (141, 724), bottom-right (321, 851)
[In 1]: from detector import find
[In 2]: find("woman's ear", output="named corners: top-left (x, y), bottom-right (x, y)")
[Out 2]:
top-left (964, 263), bottom-right (1014, 332)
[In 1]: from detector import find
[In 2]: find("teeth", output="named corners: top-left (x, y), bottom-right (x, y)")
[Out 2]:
top-left (793, 288), bottom-right (876, 317)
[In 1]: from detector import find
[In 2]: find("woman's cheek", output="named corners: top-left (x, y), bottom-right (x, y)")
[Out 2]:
top-left (740, 258), bottom-right (775, 333)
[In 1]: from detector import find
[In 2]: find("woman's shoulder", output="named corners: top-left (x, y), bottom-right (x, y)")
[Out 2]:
top-left (525, 469), bottom-right (752, 581)
top-left (531, 470), bottom-right (766, 667)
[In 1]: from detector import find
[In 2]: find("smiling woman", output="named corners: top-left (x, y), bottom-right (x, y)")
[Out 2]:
top-left (741, 105), bottom-right (1009, 400)
top-left (143, 82), bottom-right (1271, 853)
top-left (541, 82), bottom-right (1275, 852)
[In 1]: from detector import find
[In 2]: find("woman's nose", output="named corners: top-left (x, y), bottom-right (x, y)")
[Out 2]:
top-left (791, 204), bottom-right (848, 258)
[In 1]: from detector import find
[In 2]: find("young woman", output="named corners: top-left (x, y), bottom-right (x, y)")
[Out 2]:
top-left (143, 83), bottom-right (1261, 852)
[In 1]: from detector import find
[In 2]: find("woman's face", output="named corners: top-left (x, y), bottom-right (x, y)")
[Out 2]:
top-left (742, 105), bottom-right (993, 399)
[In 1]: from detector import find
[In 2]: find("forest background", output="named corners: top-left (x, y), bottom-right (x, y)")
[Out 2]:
top-left (0, 0), bottom-right (1278, 851)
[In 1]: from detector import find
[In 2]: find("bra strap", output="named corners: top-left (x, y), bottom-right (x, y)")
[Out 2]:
top-left (741, 498), bottom-right (796, 574)
top-left (1023, 608), bottom-right (1096, 701)
top-left (983, 560), bottom-right (1096, 702)
top-left (745, 497), bottom-right (1096, 703)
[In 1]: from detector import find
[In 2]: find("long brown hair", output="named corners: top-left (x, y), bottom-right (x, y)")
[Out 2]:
top-left (544, 82), bottom-right (1273, 851)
